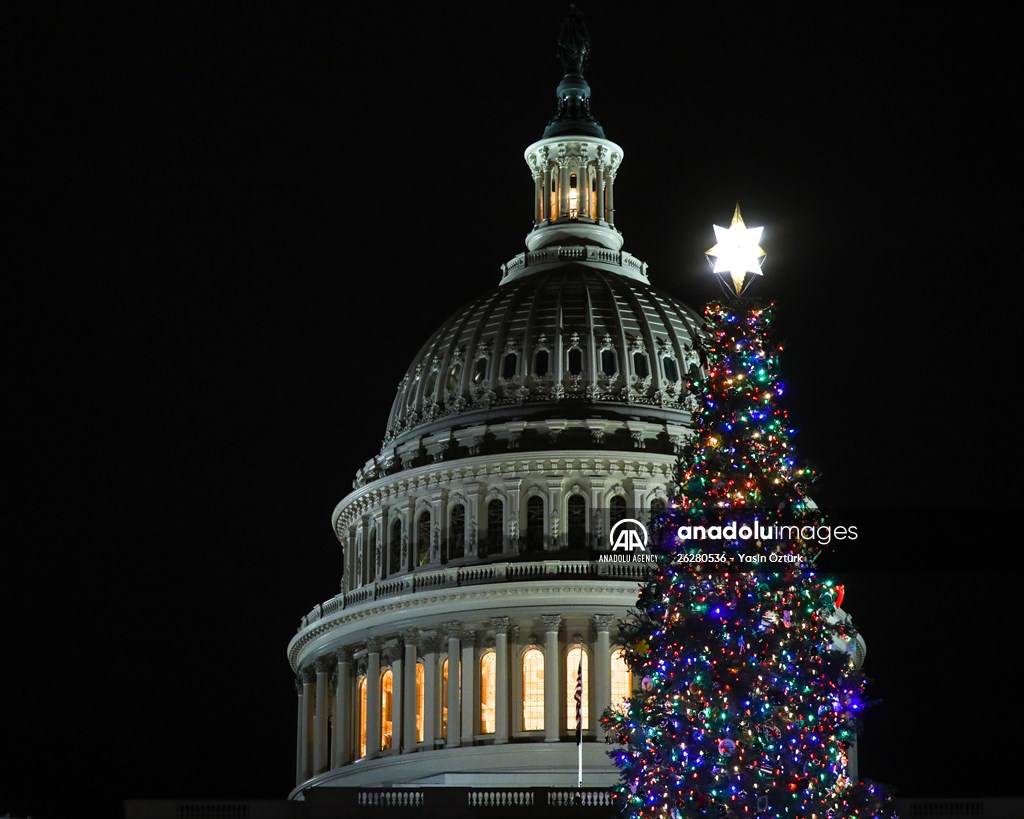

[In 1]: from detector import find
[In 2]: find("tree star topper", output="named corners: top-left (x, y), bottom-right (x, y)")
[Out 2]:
top-left (706, 204), bottom-right (766, 296)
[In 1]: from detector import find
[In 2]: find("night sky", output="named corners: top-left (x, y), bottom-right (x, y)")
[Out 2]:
top-left (6, 4), bottom-right (1019, 818)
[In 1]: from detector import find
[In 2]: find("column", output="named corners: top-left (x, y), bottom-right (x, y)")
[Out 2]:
top-left (579, 158), bottom-right (590, 219)
top-left (606, 168), bottom-right (615, 226)
top-left (542, 164), bottom-right (552, 221)
top-left (444, 623), bottom-right (462, 747)
top-left (313, 655), bottom-right (332, 774)
top-left (558, 154), bottom-right (570, 218)
top-left (595, 148), bottom-right (606, 222)
top-left (365, 638), bottom-right (383, 757)
top-left (333, 648), bottom-right (353, 767)
top-left (542, 614), bottom-right (561, 742)
top-left (299, 666), bottom-right (315, 780)
top-left (388, 641), bottom-right (403, 755)
top-left (373, 514), bottom-right (383, 582)
top-left (504, 480), bottom-right (521, 555)
top-left (590, 479), bottom-right (607, 550)
top-left (594, 614), bottom-right (614, 730)
top-left (294, 677), bottom-right (304, 784)
top-left (402, 630), bottom-right (419, 752)
top-left (460, 627), bottom-right (476, 744)
top-left (491, 617), bottom-right (510, 744)
top-left (532, 166), bottom-right (543, 223)
top-left (466, 489), bottom-right (480, 559)
top-left (422, 632), bottom-right (442, 745)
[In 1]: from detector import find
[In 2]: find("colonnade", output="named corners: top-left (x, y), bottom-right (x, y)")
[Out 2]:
top-left (294, 613), bottom-right (624, 785)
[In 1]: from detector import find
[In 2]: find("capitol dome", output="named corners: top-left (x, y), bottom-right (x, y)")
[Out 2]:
top-left (287, 9), bottom-right (712, 798)
top-left (366, 264), bottom-right (705, 490)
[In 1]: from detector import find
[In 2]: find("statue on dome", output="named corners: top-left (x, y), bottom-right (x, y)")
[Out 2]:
top-left (557, 4), bottom-right (590, 76)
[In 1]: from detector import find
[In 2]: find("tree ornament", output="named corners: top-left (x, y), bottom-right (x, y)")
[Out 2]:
top-left (641, 675), bottom-right (654, 691)
top-left (634, 638), bottom-right (650, 656)
top-left (718, 738), bottom-right (737, 756)
top-left (835, 584), bottom-right (845, 609)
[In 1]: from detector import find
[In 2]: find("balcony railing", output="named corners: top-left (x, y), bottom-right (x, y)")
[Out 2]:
top-left (298, 559), bottom-right (650, 631)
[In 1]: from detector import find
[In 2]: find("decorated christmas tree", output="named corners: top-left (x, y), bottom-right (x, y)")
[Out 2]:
top-left (601, 208), bottom-right (895, 819)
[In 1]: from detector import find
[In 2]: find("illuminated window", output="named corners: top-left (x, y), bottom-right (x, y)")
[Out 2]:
top-left (381, 669), bottom-right (393, 751)
top-left (357, 677), bottom-right (367, 758)
top-left (566, 645), bottom-right (589, 730)
top-left (610, 648), bottom-right (632, 708)
top-left (526, 495), bottom-right (544, 552)
top-left (416, 662), bottom-right (425, 743)
top-left (449, 504), bottom-right (465, 560)
top-left (389, 518), bottom-right (402, 575)
top-left (441, 658), bottom-right (448, 739)
top-left (480, 650), bottom-right (496, 734)
top-left (522, 647), bottom-right (544, 731)
top-left (568, 173), bottom-right (579, 219)
top-left (567, 495), bottom-right (586, 549)
top-left (485, 499), bottom-right (503, 556)
top-left (416, 510), bottom-right (431, 566)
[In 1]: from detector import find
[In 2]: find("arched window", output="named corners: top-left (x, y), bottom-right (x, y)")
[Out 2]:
top-left (473, 357), bottom-right (488, 386)
top-left (534, 349), bottom-right (550, 377)
top-left (609, 495), bottom-right (627, 526)
top-left (567, 348), bottom-right (583, 375)
top-left (663, 356), bottom-right (679, 383)
top-left (600, 348), bottom-right (616, 376)
top-left (502, 352), bottom-right (518, 379)
top-left (416, 510), bottom-right (431, 567)
top-left (449, 504), bottom-right (465, 560)
top-left (568, 172), bottom-right (579, 218)
top-left (610, 648), bottom-right (633, 709)
top-left (416, 661), bottom-right (425, 743)
top-left (522, 647), bottom-right (545, 731)
top-left (632, 351), bottom-right (649, 378)
top-left (389, 518), bottom-right (402, 575)
top-left (441, 657), bottom-right (449, 740)
top-left (480, 650), bottom-right (496, 734)
top-left (357, 677), bottom-right (367, 758)
top-left (381, 669), bottom-right (394, 751)
top-left (650, 497), bottom-right (666, 522)
top-left (526, 495), bottom-right (544, 552)
top-left (566, 645), bottom-right (589, 730)
top-left (485, 499), bottom-right (503, 556)
top-left (567, 494), bottom-right (586, 549)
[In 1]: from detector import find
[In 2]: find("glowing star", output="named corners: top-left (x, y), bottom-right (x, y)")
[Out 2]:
top-left (706, 204), bottom-right (766, 295)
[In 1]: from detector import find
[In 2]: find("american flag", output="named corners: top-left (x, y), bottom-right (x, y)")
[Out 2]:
top-left (574, 654), bottom-right (584, 744)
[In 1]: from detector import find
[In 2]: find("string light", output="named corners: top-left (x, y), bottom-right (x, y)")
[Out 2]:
top-left (601, 301), bottom-right (894, 819)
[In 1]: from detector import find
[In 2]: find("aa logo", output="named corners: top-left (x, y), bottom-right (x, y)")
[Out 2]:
top-left (609, 518), bottom-right (649, 552)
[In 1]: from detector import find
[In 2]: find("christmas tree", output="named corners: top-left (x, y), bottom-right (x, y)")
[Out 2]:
top-left (601, 210), bottom-right (894, 819)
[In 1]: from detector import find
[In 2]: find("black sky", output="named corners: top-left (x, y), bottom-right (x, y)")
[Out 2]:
top-left (6, 4), bottom-right (1020, 818)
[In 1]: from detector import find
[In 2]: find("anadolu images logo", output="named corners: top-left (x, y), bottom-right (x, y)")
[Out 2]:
top-left (609, 518), bottom-right (649, 552)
